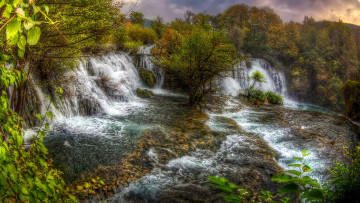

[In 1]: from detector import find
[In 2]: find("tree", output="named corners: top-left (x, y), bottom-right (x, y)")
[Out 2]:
top-left (153, 28), bottom-right (240, 105)
top-left (247, 71), bottom-right (265, 96)
top-left (221, 4), bottom-right (250, 29)
top-left (151, 16), bottom-right (165, 38)
top-left (130, 11), bottom-right (144, 26)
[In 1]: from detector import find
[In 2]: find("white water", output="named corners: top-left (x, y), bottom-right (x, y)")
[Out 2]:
top-left (220, 59), bottom-right (288, 98)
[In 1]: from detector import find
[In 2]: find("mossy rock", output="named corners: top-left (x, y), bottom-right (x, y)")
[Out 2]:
top-left (139, 69), bottom-right (156, 88)
top-left (343, 80), bottom-right (360, 121)
top-left (136, 88), bottom-right (154, 98)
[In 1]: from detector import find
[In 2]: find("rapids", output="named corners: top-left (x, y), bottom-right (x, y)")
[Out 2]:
top-left (25, 48), bottom-right (359, 201)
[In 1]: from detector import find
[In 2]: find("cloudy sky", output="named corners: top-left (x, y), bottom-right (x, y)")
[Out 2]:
top-left (122, 0), bottom-right (360, 25)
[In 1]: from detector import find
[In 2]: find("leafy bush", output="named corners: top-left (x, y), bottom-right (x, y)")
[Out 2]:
top-left (209, 150), bottom-right (324, 203)
top-left (127, 24), bottom-right (157, 44)
top-left (248, 89), bottom-right (266, 103)
top-left (113, 25), bottom-right (128, 50)
top-left (327, 146), bottom-right (360, 202)
top-left (265, 91), bottom-right (284, 104)
top-left (124, 41), bottom-right (143, 55)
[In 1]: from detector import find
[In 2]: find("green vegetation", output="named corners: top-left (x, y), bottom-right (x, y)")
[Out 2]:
top-left (114, 24), bottom-right (156, 54)
top-left (139, 69), bottom-right (157, 87)
top-left (130, 11), bottom-right (145, 26)
top-left (136, 88), bottom-right (154, 98)
top-left (153, 27), bottom-right (240, 105)
top-left (265, 91), bottom-right (284, 104)
top-left (0, 1), bottom-right (75, 202)
top-left (342, 80), bottom-right (360, 120)
top-left (209, 150), bottom-right (323, 202)
top-left (327, 146), bottom-right (360, 202)
top-left (248, 89), bottom-right (266, 104)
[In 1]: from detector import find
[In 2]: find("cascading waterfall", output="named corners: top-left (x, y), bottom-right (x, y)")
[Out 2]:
top-left (137, 45), bottom-right (165, 88)
top-left (220, 59), bottom-right (288, 98)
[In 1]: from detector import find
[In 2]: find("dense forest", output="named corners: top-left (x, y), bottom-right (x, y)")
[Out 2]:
top-left (0, 0), bottom-right (360, 202)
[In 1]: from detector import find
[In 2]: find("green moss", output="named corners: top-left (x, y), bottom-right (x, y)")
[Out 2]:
top-left (343, 80), bottom-right (360, 121)
top-left (136, 88), bottom-right (154, 98)
top-left (139, 69), bottom-right (157, 88)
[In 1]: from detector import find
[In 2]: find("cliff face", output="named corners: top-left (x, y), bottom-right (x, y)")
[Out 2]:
top-left (343, 80), bottom-right (360, 121)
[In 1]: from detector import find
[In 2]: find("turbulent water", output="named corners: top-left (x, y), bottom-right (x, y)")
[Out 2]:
top-left (25, 47), bottom-right (359, 201)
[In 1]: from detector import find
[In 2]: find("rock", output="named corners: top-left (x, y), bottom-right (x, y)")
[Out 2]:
top-left (139, 68), bottom-right (156, 88)
top-left (136, 88), bottom-right (154, 98)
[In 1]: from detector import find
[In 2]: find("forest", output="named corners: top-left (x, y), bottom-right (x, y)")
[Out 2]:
top-left (0, 0), bottom-right (360, 202)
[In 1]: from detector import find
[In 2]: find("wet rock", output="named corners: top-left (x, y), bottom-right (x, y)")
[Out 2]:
top-left (201, 94), bottom-right (243, 114)
top-left (79, 97), bottom-right (102, 116)
top-left (139, 68), bottom-right (157, 88)
top-left (136, 88), bottom-right (154, 98)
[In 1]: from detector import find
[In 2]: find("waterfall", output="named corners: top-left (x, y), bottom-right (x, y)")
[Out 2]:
top-left (25, 46), bottom-right (161, 134)
top-left (220, 59), bottom-right (289, 98)
top-left (137, 45), bottom-right (165, 88)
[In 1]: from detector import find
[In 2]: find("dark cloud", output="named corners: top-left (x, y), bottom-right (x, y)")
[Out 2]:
top-left (123, 0), bottom-right (360, 24)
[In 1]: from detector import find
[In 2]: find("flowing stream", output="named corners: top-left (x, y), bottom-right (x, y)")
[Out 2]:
top-left (26, 48), bottom-right (359, 201)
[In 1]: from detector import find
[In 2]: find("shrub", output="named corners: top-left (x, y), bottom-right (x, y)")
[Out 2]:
top-left (127, 24), bottom-right (157, 44)
top-left (124, 41), bottom-right (143, 55)
top-left (113, 25), bottom-right (128, 50)
top-left (248, 89), bottom-right (266, 103)
top-left (265, 91), bottom-right (284, 104)
top-left (327, 146), bottom-right (360, 202)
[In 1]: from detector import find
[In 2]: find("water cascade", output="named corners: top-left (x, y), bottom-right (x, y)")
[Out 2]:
top-left (220, 59), bottom-right (288, 98)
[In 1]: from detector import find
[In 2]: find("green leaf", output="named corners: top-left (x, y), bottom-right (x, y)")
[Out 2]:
top-left (3, 4), bottom-right (13, 18)
top-left (293, 157), bottom-right (303, 161)
top-left (36, 113), bottom-right (43, 121)
top-left (38, 131), bottom-right (46, 137)
top-left (271, 174), bottom-right (293, 183)
top-left (277, 183), bottom-right (299, 195)
top-left (45, 123), bottom-right (50, 131)
top-left (0, 0), bottom-right (5, 8)
top-left (6, 18), bottom-right (21, 41)
top-left (46, 111), bottom-right (54, 120)
top-left (27, 27), bottom-right (41, 45)
top-left (285, 170), bottom-right (302, 177)
top-left (17, 35), bottom-right (26, 50)
top-left (16, 135), bottom-right (23, 147)
top-left (288, 164), bottom-right (301, 168)
top-left (18, 48), bottom-right (25, 58)
top-left (21, 186), bottom-right (29, 195)
top-left (37, 191), bottom-right (46, 200)
top-left (302, 189), bottom-right (324, 201)
top-left (8, 32), bottom-right (19, 45)
top-left (24, 21), bottom-right (35, 30)
top-left (43, 5), bottom-right (49, 14)
top-left (12, 0), bottom-right (20, 7)
top-left (0, 147), bottom-right (6, 161)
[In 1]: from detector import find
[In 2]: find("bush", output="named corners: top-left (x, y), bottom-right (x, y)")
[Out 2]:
top-left (127, 24), bottom-right (157, 44)
top-left (113, 25), bottom-right (128, 50)
top-left (265, 91), bottom-right (284, 104)
top-left (124, 41), bottom-right (143, 55)
top-left (327, 146), bottom-right (360, 202)
top-left (248, 89), bottom-right (266, 103)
